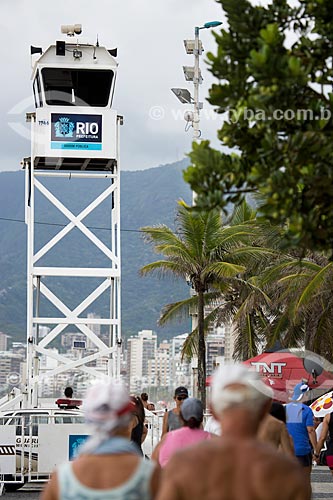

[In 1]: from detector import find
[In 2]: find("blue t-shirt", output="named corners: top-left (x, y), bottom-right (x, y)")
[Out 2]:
top-left (286, 402), bottom-right (314, 456)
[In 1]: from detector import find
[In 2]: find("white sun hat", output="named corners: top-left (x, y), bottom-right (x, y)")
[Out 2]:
top-left (211, 363), bottom-right (273, 415)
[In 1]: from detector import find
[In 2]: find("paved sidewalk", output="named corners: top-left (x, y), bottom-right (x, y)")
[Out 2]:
top-left (311, 465), bottom-right (333, 499)
top-left (2, 466), bottom-right (332, 499)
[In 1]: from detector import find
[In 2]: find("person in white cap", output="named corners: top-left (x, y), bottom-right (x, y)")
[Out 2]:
top-left (156, 363), bottom-right (310, 500)
top-left (42, 380), bottom-right (160, 500)
top-left (285, 380), bottom-right (317, 480)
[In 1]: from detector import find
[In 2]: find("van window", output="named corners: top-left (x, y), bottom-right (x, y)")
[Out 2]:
top-left (14, 412), bottom-right (48, 436)
top-left (54, 415), bottom-right (85, 424)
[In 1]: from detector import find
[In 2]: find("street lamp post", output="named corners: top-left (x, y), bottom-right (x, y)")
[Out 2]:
top-left (172, 21), bottom-right (222, 143)
top-left (193, 25), bottom-right (201, 142)
top-left (172, 20), bottom-right (222, 402)
top-left (193, 22), bottom-right (222, 141)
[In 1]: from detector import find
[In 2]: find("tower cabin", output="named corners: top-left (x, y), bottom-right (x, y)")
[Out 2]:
top-left (29, 27), bottom-right (119, 170)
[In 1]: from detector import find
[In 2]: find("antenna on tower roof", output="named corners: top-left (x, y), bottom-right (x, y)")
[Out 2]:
top-left (93, 35), bottom-right (99, 60)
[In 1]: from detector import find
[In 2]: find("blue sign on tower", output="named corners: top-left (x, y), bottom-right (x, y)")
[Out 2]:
top-left (51, 113), bottom-right (103, 150)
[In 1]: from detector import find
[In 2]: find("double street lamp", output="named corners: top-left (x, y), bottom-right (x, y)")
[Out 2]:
top-left (171, 20), bottom-right (222, 142)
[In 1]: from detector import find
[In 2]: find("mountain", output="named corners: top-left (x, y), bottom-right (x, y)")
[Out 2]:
top-left (0, 159), bottom-right (192, 343)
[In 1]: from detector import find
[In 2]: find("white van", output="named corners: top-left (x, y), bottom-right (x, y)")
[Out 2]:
top-left (0, 407), bottom-right (87, 491)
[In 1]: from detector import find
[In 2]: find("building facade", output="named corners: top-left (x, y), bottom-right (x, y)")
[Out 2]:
top-left (127, 330), bottom-right (157, 392)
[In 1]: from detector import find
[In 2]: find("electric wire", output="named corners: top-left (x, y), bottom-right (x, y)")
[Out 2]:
top-left (0, 216), bottom-right (142, 233)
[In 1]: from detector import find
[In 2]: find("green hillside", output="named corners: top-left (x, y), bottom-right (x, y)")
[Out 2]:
top-left (0, 160), bottom-right (192, 343)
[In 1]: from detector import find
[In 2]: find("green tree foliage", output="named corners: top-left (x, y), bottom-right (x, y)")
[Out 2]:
top-left (184, 0), bottom-right (333, 255)
top-left (259, 252), bottom-right (333, 359)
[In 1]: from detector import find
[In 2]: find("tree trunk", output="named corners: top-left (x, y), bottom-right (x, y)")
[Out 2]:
top-left (197, 290), bottom-right (206, 409)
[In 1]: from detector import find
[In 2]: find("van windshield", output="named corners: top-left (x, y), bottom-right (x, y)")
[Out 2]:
top-left (42, 68), bottom-right (113, 107)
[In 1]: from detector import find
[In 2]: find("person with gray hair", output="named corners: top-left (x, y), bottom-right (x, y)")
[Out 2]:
top-left (156, 363), bottom-right (311, 500)
top-left (42, 380), bottom-right (160, 500)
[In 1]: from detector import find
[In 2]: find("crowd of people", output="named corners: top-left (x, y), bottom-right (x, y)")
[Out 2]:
top-left (41, 363), bottom-right (333, 499)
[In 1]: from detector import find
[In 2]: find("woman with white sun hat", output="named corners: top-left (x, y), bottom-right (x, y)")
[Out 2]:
top-left (42, 380), bottom-right (160, 500)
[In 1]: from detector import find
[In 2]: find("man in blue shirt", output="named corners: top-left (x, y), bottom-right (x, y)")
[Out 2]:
top-left (286, 381), bottom-right (317, 481)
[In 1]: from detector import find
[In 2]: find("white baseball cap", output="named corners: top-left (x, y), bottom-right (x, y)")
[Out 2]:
top-left (211, 363), bottom-right (273, 414)
top-left (83, 380), bottom-right (133, 428)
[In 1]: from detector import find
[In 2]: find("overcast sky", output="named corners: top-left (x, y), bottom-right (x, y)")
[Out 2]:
top-left (0, 0), bottom-right (230, 172)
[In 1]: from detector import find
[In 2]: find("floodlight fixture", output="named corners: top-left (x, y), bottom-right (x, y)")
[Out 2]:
top-left (183, 66), bottom-right (202, 82)
top-left (184, 39), bottom-right (203, 55)
top-left (174, 20), bottom-right (222, 148)
top-left (171, 87), bottom-right (193, 104)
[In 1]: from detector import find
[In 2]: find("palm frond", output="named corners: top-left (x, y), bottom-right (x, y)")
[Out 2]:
top-left (180, 310), bottom-right (220, 361)
top-left (226, 246), bottom-right (278, 268)
top-left (228, 200), bottom-right (257, 225)
top-left (140, 260), bottom-right (188, 279)
top-left (207, 261), bottom-right (246, 278)
top-left (233, 316), bottom-right (262, 361)
top-left (260, 259), bottom-right (322, 287)
top-left (277, 273), bottom-right (312, 284)
top-left (296, 263), bottom-right (333, 311)
top-left (181, 330), bottom-right (198, 360)
top-left (158, 296), bottom-right (195, 326)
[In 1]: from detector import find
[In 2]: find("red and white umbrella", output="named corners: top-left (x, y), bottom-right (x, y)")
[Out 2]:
top-left (310, 391), bottom-right (333, 417)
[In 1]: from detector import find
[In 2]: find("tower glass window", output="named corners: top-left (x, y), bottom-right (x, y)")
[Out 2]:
top-left (42, 68), bottom-right (114, 107)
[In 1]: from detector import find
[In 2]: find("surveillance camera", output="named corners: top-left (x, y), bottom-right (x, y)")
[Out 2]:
top-left (184, 110), bottom-right (194, 122)
top-left (61, 24), bottom-right (82, 36)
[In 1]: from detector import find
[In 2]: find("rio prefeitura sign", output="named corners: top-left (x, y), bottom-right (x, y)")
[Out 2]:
top-left (51, 113), bottom-right (103, 150)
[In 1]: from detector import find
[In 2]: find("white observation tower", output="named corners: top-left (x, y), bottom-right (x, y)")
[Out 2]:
top-left (22, 25), bottom-right (122, 407)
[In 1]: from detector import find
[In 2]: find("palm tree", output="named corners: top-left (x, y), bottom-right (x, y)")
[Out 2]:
top-left (208, 276), bottom-right (273, 361)
top-left (140, 201), bottom-right (274, 407)
top-left (259, 252), bottom-right (333, 359)
top-left (212, 219), bottom-right (288, 360)
top-left (180, 203), bottom-right (283, 362)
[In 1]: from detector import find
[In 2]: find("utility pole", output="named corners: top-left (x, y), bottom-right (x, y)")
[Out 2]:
top-left (171, 20), bottom-right (222, 402)
top-left (193, 26), bottom-right (202, 143)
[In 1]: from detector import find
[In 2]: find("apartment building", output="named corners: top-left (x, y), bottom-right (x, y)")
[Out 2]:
top-left (127, 330), bottom-right (157, 391)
